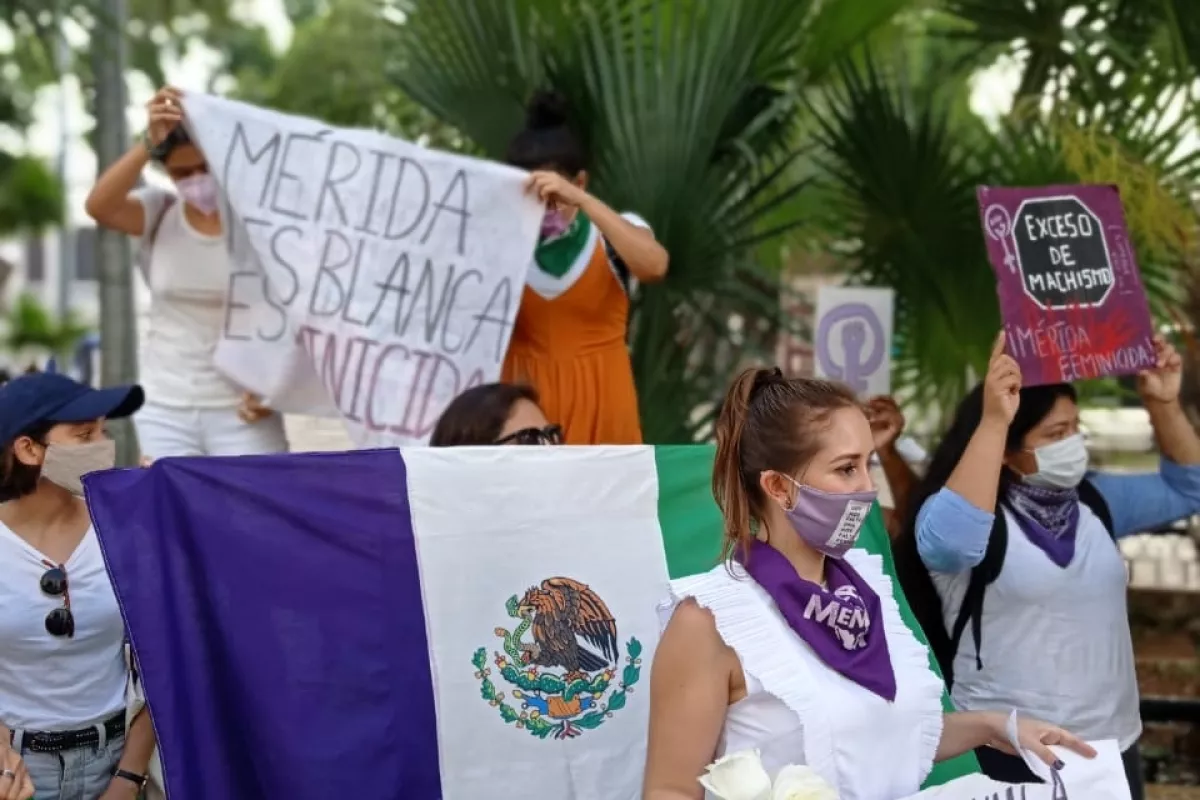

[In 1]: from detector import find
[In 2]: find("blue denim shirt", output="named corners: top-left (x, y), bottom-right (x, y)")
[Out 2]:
top-left (916, 458), bottom-right (1200, 573)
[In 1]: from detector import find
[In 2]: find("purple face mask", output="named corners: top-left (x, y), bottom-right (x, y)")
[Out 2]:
top-left (176, 173), bottom-right (220, 216)
top-left (539, 208), bottom-right (571, 240)
top-left (781, 477), bottom-right (877, 559)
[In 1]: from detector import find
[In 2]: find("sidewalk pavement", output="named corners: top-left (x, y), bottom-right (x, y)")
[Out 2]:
top-left (283, 415), bottom-right (354, 453)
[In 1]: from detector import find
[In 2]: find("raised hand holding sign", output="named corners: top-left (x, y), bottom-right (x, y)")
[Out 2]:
top-left (977, 184), bottom-right (1156, 387)
top-left (179, 93), bottom-right (544, 447)
top-left (983, 331), bottom-right (1022, 425)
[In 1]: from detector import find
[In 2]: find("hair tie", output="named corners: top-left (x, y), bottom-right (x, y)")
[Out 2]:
top-left (749, 367), bottom-right (785, 401)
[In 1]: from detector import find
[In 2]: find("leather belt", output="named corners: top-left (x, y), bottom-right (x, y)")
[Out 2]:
top-left (12, 712), bottom-right (125, 754)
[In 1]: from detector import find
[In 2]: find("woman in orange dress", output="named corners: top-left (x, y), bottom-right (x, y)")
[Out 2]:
top-left (502, 91), bottom-right (669, 444)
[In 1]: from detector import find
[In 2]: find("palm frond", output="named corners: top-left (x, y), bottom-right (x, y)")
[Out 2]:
top-left (390, 0), bottom-right (915, 441)
top-left (811, 48), bottom-right (1199, 423)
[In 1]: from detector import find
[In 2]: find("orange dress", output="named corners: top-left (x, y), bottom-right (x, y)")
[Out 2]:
top-left (502, 214), bottom-right (644, 444)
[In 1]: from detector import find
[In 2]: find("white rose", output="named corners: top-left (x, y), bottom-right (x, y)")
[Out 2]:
top-left (698, 750), bottom-right (774, 800)
top-left (771, 765), bottom-right (839, 800)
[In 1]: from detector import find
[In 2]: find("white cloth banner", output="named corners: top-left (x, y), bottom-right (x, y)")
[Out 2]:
top-left (180, 93), bottom-right (543, 447)
top-left (899, 739), bottom-right (1131, 800)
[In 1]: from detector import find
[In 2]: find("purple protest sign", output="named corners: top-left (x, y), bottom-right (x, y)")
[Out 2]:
top-left (977, 184), bottom-right (1156, 387)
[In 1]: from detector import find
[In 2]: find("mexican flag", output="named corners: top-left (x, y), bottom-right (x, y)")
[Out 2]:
top-left (85, 445), bottom-right (977, 800)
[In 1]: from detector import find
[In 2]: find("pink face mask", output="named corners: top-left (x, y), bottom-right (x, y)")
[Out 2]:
top-left (176, 173), bottom-right (220, 216)
top-left (540, 208), bottom-right (571, 241)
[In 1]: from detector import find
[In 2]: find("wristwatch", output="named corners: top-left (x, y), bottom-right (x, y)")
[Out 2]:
top-left (114, 768), bottom-right (149, 789)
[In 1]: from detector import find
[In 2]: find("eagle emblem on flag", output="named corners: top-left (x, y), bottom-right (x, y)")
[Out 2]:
top-left (471, 576), bottom-right (643, 739)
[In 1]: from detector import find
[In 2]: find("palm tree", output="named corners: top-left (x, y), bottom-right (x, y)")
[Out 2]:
top-left (234, 0), bottom-right (462, 150)
top-left (4, 293), bottom-right (90, 365)
top-left (806, 3), bottom-right (1200, 421)
top-left (386, 0), bottom-right (918, 442)
top-left (0, 47), bottom-right (62, 235)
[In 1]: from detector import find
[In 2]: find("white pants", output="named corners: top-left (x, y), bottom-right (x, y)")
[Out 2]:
top-left (133, 402), bottom-right (290, 458)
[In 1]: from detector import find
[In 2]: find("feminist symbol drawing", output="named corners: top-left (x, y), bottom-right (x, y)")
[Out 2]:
top-left (813, 287), bottom-right (894, 396)
top-left (984, 204), bottom-right (1017, 274)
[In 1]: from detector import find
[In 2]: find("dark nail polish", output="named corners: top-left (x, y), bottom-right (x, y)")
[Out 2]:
top-left (1052, 759), bottom-right (1065, 770)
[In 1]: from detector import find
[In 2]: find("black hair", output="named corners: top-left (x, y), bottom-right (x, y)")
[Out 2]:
top-left (0, 419), bottom-right (56, 503)
top-left (430, 383), bottom-right (542, 447)
top-left (155, 125), bottom-right (194, 163)
top-left (893, 382), bottom-right (1078, 660)
top-left (505, 90), bottom-right (588, 175)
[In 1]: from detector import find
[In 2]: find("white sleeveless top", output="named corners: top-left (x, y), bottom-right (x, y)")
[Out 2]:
top-left (660, 549), bottom-right (945, 800)
top-left (933, 506), bottom-right (1141, 749)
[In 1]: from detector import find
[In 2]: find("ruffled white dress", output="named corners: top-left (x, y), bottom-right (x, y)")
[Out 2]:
top-left (659, 548), bottom-right (946, 800)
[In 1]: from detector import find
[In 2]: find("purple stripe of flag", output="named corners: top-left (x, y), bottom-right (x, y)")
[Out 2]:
top-left (84, 450), bottom-right (441, 800)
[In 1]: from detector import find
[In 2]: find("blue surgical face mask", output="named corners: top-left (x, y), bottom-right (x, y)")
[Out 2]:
top-left (1023, 433), bottom-right (1089, 490)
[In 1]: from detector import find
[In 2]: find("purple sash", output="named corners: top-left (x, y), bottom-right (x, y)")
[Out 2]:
top-left (739, 539), bottom-right (897, 701)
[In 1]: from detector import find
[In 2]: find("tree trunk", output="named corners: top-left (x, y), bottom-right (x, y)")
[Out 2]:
top-left (91, 0), bottom-right (141, 466)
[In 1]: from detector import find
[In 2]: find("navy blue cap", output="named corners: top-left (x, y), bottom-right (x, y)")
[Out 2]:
top-left (0, 372), bottom-right (144, 446)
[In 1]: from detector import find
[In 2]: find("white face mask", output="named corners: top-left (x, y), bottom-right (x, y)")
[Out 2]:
top-left (1023, 433), bottom-right (1089, 490)
top-left (41, 440), bottom-right (117, 496)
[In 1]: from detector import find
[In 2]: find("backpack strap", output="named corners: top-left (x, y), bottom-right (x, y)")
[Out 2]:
top-left (944, 477), bottom-right (1114, 689)
top-left (137, 194), bottom-right (176, 280)
top-left (1078, 478), bottom-right (1115, 538)
top-left (603, 237), bottom-right (632, 296)
top-left (945, 506), bottom-right (1008, 688)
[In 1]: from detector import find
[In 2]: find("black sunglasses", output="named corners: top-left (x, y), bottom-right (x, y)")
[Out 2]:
top-left (495, 424), bottom-right (564, 446)
top-left (40, 560), bottom-right (74, 638)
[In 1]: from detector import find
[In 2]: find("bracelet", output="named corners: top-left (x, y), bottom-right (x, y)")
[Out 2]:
top-left (114, 768), bottom-right (148, 788)
top-left (140, 131), bottom-right (172, 163)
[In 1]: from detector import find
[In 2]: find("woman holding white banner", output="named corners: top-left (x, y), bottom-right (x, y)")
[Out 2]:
top-left (642, 367), bottom-right (1094, 800)
top-left (895, 332), bottom-right (1200, 800)
top-left (84, 86), bottom-right (288, 459)
top-left (502, 90), bottom-right (669, 445)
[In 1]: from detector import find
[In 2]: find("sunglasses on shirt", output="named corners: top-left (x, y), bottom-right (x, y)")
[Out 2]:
top-left (40, 561), bottom-right (75, 638)
top-left (494, 424), bottom-right (564, 446)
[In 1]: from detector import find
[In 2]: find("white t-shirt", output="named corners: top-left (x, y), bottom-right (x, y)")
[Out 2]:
top-left (135, 187), bottom-right (243, 408)
top-left (934, 505), bottom-right (1141, 748)
top-left (0, 525), bottom-right (127, 731)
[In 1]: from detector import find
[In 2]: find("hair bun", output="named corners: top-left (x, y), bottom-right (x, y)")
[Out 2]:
top-left (525, 90), bottom-right (570, 130)
top-left (750, 367), bottom-right (785, 399)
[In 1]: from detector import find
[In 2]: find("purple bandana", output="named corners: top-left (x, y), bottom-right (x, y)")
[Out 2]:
top-left (739, 539), bottom-right (897, 701)
top-left (1005, 482), bottom-right (1081, 569)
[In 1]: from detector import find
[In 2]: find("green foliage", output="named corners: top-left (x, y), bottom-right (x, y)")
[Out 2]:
top-left (809, 55), bottom-right (997, 416)
top-left (0, 7), bottom-right (64, 235)
top-left (4, 293), bottom-right (90, 357)
top-left (235, 0), bottom-right (461, 149)
top-left (390, 0), bottom-right (914, 441)
top-left (0, 153), bottom-right (63, 234)
top-left (499, 662), bottom-right (611, 699)
top-left (808, 37), bottom-right (1200, 419)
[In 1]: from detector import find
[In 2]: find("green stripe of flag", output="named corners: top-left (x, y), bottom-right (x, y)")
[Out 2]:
top-left (654, 444), bottom-right (979, 786)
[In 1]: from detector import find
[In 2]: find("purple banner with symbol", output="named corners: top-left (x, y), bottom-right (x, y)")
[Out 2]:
top-left (977, 184), bottom-right (1156, 386)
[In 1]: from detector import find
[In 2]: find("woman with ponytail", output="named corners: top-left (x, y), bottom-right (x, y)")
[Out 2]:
top-left (502, 90), bottom-right (668, 445)
top-left (642, 367), bottom-right (1092, 800)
